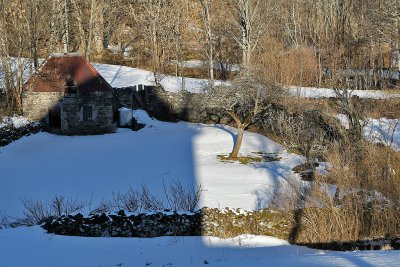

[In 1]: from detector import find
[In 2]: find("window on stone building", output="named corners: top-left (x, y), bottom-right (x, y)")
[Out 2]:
top-left (83, 106), bottom-right (93, 121)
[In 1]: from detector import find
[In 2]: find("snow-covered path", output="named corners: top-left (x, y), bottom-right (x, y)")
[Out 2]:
top-left (0, 226), bottom-right (399, 267)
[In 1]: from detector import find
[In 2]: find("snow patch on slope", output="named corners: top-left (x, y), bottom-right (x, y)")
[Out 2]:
top-left (289, 86), bottom-right (400, 99)
top-left (336, 114), bottom-right (400, 151)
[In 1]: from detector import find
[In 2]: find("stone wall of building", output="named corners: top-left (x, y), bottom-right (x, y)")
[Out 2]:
top-left (60, 91), bottom-right (114, 135)
top-left (22, 91), bottom-right (62, 121)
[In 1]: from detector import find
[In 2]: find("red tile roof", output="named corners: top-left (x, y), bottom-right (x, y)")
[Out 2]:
top-left (23, 54), bottom-right (112, 93)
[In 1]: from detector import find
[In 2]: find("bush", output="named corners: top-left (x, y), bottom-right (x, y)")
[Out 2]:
top-left (111, 181), bottom-right (203, 213)
top-left (0, 210), bottom-right (10, 229)
top-left (271, 140), bottom-right (400, 245)
top-left (16, 181), bottom-right (203, 226)
top-left (164, 180), bottom-right (203, 212)
top-left (16, 196), bottom-right (85, 226)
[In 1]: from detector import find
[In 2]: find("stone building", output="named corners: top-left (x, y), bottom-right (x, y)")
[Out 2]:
top-left (22, 53), bottom-right (114, 135)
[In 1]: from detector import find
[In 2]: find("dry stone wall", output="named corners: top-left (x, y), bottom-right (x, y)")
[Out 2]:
top-left (42, 208), bottom-right (291, 239)
top-left (116, 87), bottom-right (342, 142)
top-left (0, 121), bottom-right (43, 147)
top-left (41, 208), bottom-right (400, 251)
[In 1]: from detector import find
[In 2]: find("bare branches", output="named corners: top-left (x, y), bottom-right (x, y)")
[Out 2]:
top-left (164, 180), bottom-right (203, 212)
top-left (208, 74), bottom-right (284, 158)
top-left (17, 196), bottom-right (85, 226)
top-left (108, 181), bottom-right (203, 213)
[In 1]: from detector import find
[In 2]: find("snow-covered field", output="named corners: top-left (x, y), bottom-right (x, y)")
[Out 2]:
top-left (1, 226), bottom-right (399, 267)
top-left (2, 114), bottom-right (398, 267)
top-left (0, 111), bottom-right (303, 218)
top-left (93, 62), bottom-right (400, 98)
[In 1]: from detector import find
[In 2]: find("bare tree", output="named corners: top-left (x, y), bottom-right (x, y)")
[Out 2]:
top-left (0, 0), bottom-right (30, 113)
top-left (134, 0), bottom-right (165, 73)
top-left (25, 0), bottom-right (49, 70)
top-left (334, 86), bottom-right (364, 142)
top-left (70, 0), bottom-right (106, 59)
top-left (227, 0), bottom-right (275, 68)
top-left (209, 74), bottom-right (284, 158)
top-left (199, 0), bottom-right (215, 87)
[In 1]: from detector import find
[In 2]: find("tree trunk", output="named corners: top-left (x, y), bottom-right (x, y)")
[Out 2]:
top-left (229, 125), bottom-right (245, 158)
top-left (86, 0), bottom-right (96, 59)
top-left (200, 0), bottom-right (214, 88)
top-left (63, 0), bottom-right (69, 53)
top-left (49, 0), bottom-right (57, 54)
top-left (93, 0), bottom-right (105, 56)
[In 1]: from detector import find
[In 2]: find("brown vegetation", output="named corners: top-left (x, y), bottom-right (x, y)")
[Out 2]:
top-left (1, 0), bottom-right (399, 111)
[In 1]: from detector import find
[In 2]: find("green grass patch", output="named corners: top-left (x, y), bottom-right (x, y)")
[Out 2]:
top-left (217, 152), bottom-right (282, 165)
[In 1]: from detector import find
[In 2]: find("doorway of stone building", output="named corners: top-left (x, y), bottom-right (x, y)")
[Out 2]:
top-left (48, 104), bottom-right (61, 129)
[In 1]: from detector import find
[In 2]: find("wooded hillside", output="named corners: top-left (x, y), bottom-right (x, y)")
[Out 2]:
top-left (0, 0), bottom-right (399, 85)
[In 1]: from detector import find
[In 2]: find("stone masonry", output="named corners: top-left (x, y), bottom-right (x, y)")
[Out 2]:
top-left (22, 91), bottom-right (62, 122)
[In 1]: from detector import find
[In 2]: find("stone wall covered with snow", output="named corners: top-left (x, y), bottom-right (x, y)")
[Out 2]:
top-left (42, 208), bottom-right (400, 251)
top-left (43, 208), bottom-right (291, 239)
top-left (0, 117), bottom-right (43, 147)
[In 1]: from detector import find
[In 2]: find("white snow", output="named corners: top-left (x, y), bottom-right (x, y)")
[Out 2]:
top-left (336, 114), bottom-right (400, 151)
top-left (0, 110), bottom-right (303, 218)
top-left (169, 60), bottom-right (241, 72)
top-left (289, 86), bottom-right (400, 99)
top-left (363, 118), bottom-right (400, 151)
top-left (0, 226), bottom-right (399, 267)
top-left (92, 62), bottom-right (227, 93)
top-left (92, 62), bottom-right (400, 98)
top-left (0, 116), bottom-right (31, 129)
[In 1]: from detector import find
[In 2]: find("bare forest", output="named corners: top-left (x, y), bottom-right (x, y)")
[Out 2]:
top-left (0, 0), bottom-right (399, 92)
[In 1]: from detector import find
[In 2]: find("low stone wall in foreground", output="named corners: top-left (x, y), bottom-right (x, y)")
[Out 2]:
top-left (0, 119), bottom-right (43, 147)
top-left (42, 208), bottom-right (291, 239)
